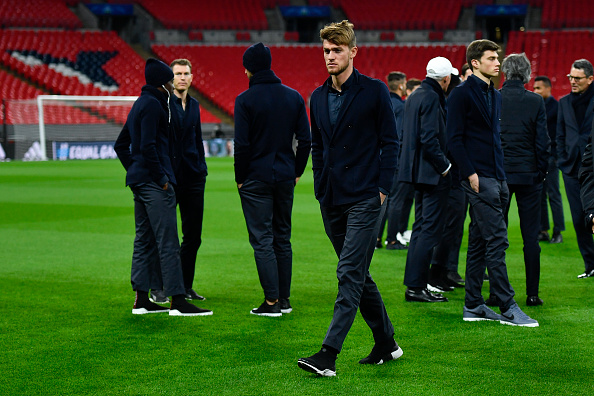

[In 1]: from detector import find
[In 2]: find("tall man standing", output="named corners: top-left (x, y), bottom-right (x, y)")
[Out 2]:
top-left (556, 59), bottom-right (594, 278)
top-left (234, 43), bottom-right (311, 317)
top-left (114, 58), bottom-right (211, 316)
top-left (297, 21), bottom-right (402, 377)
top-left (399, 57), bottom-right (453, 302)
top-left (447, 40), bottom-right (538, 327)
top-left (534, 75), bottom-right (564, 244)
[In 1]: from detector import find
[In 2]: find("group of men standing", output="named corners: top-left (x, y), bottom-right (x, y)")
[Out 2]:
top-left (113, 20), bottom-right (594, 377)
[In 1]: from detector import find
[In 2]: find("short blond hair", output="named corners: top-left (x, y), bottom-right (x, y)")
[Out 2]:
top-left (170, 58), bottom-right (192, 71)
top-left (320, 20), bottom-right (356, 48)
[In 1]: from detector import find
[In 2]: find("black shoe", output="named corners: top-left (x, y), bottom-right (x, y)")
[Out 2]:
top-left (280, 298), bottom-right (292, 314)
top-left (250, 300), bottom-right (282, 317)
top-left (132, 292), bottom-right (169, 315)
top-left (375, 238), bottom-right (383, 249)
top-left (550, 233), bottom-right (563, 244)
top-left (538, 231), bottom-right (550, 242)
top-left (170, 299), bottom-right (213, 316)
top-left (484, 294), bottom-right (499, 307)
top-left (298, 348), bottom-right (337, 377)
top-left (427, 281), bottom-right (454, 293)
top-left (577, 269), bottom-right (594, 279)
top-left (359, 341), bottom-right (403, 365)
top-left (385, 240), bottom-right (407, 250)
top-left (149, 289), bottom-right (170, 304)
top-left (526, 296), bottom-right (543, 306)
top-left (405, 288), bottom-right (448, 302)
top-left (185, 288), bottom-right (206, 301)
top-left (446, 271), bottom-right (465, 288)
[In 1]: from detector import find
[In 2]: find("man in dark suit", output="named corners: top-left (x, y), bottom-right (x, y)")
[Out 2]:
top-left (557, 59), bottom-right (594, 278)
top-left (447, 40), bottom-right (538, 327)
top-left (494, 53), bottom-right (550, 307)
top-left (114, 58), bottom-right (211, 317)
top-left (234, 43), bottom-right (311, 317)
top-left (297, 21), bottom-right (402, 377)
top-left (534, 75), bottom-right (564, 244)
top-left (399, 57), bottom-right (453, 302)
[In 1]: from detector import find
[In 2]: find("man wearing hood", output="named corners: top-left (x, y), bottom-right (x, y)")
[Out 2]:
top-left (234, 43), bottom-right (311, 317)
top-left (114, 58), bottom-right (212, 316)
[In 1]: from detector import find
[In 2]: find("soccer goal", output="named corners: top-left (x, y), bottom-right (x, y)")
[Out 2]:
top-left (3, 95), bottom-right (137, 160)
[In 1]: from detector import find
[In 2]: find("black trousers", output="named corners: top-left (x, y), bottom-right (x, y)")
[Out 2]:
top-left (403, 175), bottom-right (451, 288)
top-left (379, 170), bottom-right (415, 241)
top-left (540, 159), bottom-right (565, 234)
top-left (177, 177), bottom-right (206, 290)
top-left (431, 185), bottom-right (468, 272)
top-left (239, 179), bottom-right (294, 301)
top-left (562, 173), bottom-right (594, 272)
top-left (130, 182), bottom-right (185, 297)
top-left (320, 195), bottom-right (395, 352)
top-left (462, 177), bottom-right (515, 311)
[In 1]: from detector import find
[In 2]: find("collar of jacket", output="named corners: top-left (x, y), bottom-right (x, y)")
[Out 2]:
top-left (468, 73), bottom-right (494, 93)
top-left (141, 84), bottom-right (169, 107)
top-left (324, 67), bottom-right (360, 92)
top-left (422, 77), bottom-right (447, 108)
top-left (249, 69), bottom-right (281, 87)
top-left (502, 79), bottom-right (525, 89)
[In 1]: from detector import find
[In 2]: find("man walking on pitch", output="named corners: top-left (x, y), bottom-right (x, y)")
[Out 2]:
top-left (298, 21), bottom-right (402, 377)
top-left (234, 43), bottom-right (311, 317)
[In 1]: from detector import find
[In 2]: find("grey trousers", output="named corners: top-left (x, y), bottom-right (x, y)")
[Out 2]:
top-left (321, 195), bottom-right (395, 352)
top-left (130, 182), bottom-right (185, 297)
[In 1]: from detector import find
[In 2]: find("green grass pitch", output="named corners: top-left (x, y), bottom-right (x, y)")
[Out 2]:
top-left (1, 158), bottom-right (594, 395)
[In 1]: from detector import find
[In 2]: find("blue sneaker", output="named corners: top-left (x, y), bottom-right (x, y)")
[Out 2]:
top-left (463, 304), bottom-right (501, 322)
top-left (499, 303), bottom-right (539, 327)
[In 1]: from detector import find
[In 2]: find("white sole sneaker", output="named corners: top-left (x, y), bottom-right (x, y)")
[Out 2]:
top-left (169, 309), bottom-right (213, 316)
top-left (499, 319), bottom-right (539, 327)
top-left (297, 360), bottom-right (336, 377)
top-left (281, 308), bottom-right (292, 314)
top-left (132, 307), bottom-right (168, 315)
top-left (250, 310), bottom-right (282, 317)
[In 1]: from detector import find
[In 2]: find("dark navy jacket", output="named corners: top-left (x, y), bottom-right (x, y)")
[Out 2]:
top-left (169, 93), bottom-right (208, 186)
top-left (398, 78), bottom-right (450, 186)
top-left (310, 68), bottom-right (399, 206)
top-left (390, 91), bottom-right (405, 139)
top-left (114, 85), bottom-right (175, 187)
top-left (544, 96), bottom-right (558, 158)
top-left (500, 80), bottom-right (550, 185)
top-left (234, 69), bottom-right (311, 184)
top-left (447, 74), bottom-right (506, 181)
top-left (557, 86), bottom-right (594, 176)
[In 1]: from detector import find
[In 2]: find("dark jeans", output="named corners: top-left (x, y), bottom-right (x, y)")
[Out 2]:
top-left (177, 177), bottom-right (206, 290)
top-left (431, 186), bottom-right (468, 272)
top-left (462, 177), bottom-right (515, 311)
top-left (504, 183), bottom-right (543, 296)
top-left (403, 175), bottom-right (451, 288)
top-left (562, 173), bottom-right (594, 272)
top-left (239, 179), bottom-right (294, 301)
top-left (130, 182), bottom-right (185, 297)
top-left (379, 171), bottom-right (414, 241)
top-left (540, 159), bottom-right (565, 234)
top-left (320, 195), bottom-right (395, 352)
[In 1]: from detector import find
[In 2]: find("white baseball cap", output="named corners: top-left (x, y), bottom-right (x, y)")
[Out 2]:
top-left (426, 57), bottom-right (453, 79)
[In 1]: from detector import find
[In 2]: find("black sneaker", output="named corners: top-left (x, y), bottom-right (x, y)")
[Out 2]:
top-left (132, 292), bottom-right (169, 315)
top-left (170, 300), bottom-right (213, 316)
top-left (385, 240), bottom-right (407, 250)
top-left (359, 342), bottom-right (403, 365)
top-left (250, 301), bottom-right (282, 317)
top-left (427, 281), bottom-right (454, 293)
top-left (149, 289), bottom-right (170, 304)
top-left (298, 348), bottom-right (337, 377)
top-left (280, 298), bottom-right (292, 314)
top-left (185, 288), bottom-right (206, 301)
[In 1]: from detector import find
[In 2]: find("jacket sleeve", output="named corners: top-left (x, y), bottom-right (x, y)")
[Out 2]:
top-left (377, 83), bottom-right (399, 193)
top-left (310, 91), bottom-right (324, 195)
top-left (447, 88), bottom-right (475, 179)
top-left (556, 100), bottom-right (568, 168)
top-left (194, 101), bottom-right (208, 175)
top-left (139, 101), bottom-right (168, 186)
top-left (579, 131), bottom-right (594, 231)
top-left (535, 97), bottom-right (551, 180)
top-left (114, 121), bottom-right (132, 171)
top-left (294, 96), bottom-right (311, 178)
top-left (233, 96), bottom-right (250, 184)
top-left (419, 96), bottom-right (450, 174)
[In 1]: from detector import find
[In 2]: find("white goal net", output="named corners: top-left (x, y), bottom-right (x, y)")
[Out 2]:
top-left (2, 95), bottom-right (137, 160)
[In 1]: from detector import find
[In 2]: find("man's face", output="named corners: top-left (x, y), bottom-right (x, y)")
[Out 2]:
top-left (163, 80), bottom-right (174, 94)
top-left (533, 81), bottom-right (551, 98)
top-left (473, 50), bottom-right (500, 79)
top-left (568, 67), bottom-right (593, 94)
top-left (172, 64), bottom-right (192, 93)
top-left (323, 40), bottom-right (356, 76)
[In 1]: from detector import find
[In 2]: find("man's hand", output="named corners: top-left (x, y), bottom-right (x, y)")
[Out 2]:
top-left (237, 183), bottom-right (243, 189)
top-left (469, 173), bottom-right (479, 193)
top-left (163, 182), bottom-right (169, 190)
top-left (295, 177), bottom-right (300, 184)
top-left (380, 192), bottom-right (387, 205)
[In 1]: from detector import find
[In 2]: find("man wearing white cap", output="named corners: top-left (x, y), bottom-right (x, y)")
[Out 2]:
top-left (398, 57), bottom-right (453, 302)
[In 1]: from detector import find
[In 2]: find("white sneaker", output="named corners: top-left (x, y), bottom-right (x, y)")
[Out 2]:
top-left (402, 230), bottom-right (412, 243)
top-left (396, 232), bottom-right (408, 245)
